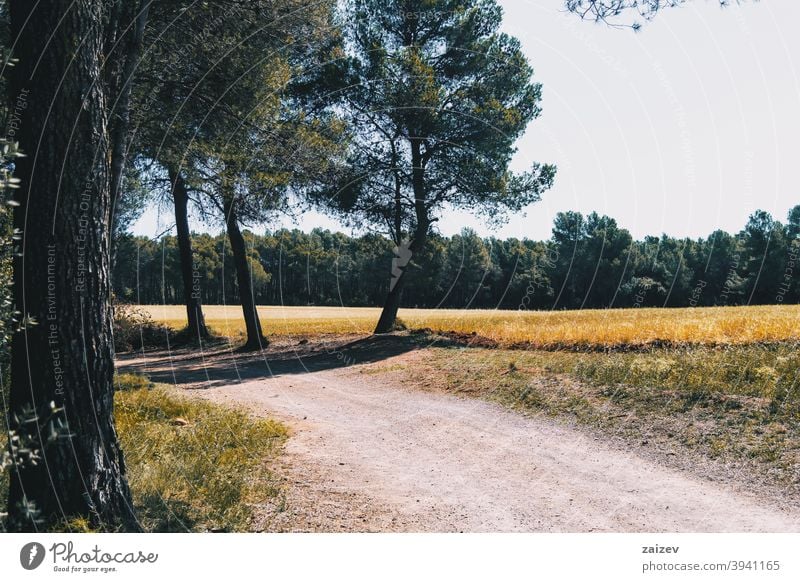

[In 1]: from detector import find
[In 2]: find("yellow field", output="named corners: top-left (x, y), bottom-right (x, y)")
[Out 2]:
top-left (140, 304), bottom-right (800, 346)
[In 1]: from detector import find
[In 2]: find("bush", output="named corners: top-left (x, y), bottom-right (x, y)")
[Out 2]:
top-left (113, 303), bottom-right (172, 352)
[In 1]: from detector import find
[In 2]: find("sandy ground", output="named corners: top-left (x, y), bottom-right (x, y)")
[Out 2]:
top-left (118, 339), bottom-right (800, 532)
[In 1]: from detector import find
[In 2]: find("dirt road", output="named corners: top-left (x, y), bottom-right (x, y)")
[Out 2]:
top-left (119, 340), bottom-right (799, 532)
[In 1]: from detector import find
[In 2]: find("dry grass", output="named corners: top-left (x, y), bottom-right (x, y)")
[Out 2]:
top-left (1, 376), bottom-right (287, 532)
top-left (114, 378), bottom-right (287, 532)
top-left (139, 304), bottom-right (800, 347)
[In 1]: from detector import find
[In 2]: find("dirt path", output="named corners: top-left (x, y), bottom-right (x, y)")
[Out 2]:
top-left (119, 341), bottom-right (799, 532)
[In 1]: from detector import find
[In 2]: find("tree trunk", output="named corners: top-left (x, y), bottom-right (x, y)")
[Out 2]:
top-left (223, 195), bottom-right (267, 350)
top-left (169, 167), bottom-right (210, 341)
top-left (6, 1), bottom-right (139, 531)
top-left (375, 138), bottom-right (429, 334)
top-left (374, 264), bottom-right (408, 333)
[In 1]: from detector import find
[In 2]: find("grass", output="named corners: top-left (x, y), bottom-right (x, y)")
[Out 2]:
top-left (372, 343), bottom-right (800, 492)
top-left (139, 304), bottom-right (800, 347)
top-left (115, 379), bottom-right (287, 531)
top-left (114, 372), bottom-right (154, 392)
top-left (1, 375), bottom-right (288, 532)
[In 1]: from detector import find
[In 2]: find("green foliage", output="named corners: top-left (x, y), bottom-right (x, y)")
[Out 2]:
top-left (314, 0), bottom-right (554, 245)
top-left (0, 399), bottom-right (73, 529)
top-left (113, 205), bottom-right (800, 310)
top-left (129, 0), bottom-right (344, 229)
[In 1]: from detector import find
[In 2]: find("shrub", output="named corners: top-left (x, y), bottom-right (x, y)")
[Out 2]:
top-left (113, 303), bottom-right (172, 352)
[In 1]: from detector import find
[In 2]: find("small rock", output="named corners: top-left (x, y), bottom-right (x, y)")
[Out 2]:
top-left (170, 417), bottom-right (190, 427)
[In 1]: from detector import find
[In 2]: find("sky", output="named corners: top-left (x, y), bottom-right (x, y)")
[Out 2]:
top-left (131, 0), bottom-right (800, 242)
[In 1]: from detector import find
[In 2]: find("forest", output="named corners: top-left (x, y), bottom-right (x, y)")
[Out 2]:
top-left (115, 206), bottom-right (800, 310)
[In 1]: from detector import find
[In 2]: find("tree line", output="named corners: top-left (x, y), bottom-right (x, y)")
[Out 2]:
top-left (115, 205), bottom-right (800, 311)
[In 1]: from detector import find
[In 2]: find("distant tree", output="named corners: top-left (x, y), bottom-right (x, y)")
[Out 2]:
top-left (786, 205), bottom-right (800, 241)
top-left (741, 210), bottom-right (786, 304)
top-left (111, 206), bottom-right (799, 311)
top-left (654, 236), bottom-right (695, 307)
top-left (548, 212), bottom-right (632, 308)
top-left (441, 229), bottom-right (493, 308)
top-left (315, 0), bottom-right (555, 333)
top-left (580, 213), bottom-right (632, 307)
top-left (783, 205), bottom-right (800, 303)
top-left (549, 211), bottom-right (584, 308)
top-left (701, 229), bottom-right (746, 305)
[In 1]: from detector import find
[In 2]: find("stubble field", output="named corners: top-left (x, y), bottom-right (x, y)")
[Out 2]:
top-left (139, 304), bottom-right (800, 347)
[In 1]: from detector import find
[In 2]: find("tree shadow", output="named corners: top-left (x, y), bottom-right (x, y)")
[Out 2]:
top-left (116, 334), bottom-right (424, 389)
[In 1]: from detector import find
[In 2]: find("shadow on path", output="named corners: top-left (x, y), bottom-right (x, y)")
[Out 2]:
top-left (116, 334), bottom-right (422, 389)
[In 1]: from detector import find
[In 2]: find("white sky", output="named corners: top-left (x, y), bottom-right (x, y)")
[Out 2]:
top-left (132, 0), bottom-right (800, 241)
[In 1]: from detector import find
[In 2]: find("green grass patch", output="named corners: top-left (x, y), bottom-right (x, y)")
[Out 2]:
top-left (115, 383), bottom-right (287, 531)
top-left (427, 343), bottom-right (800, 410)
top-left (2, 375), bottom-right (287, 532)
top-left (115, 373), bottom-right (154, 392)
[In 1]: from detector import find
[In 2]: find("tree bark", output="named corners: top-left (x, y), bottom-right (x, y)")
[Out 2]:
top-left (6, 1), bottom-right (139, 531)
top-left (375, 138), bottom-right (429, 334)
top-left (169, 167), bottom-right (210, 341)
top-left (223, 193), bottom-right (267, 350)
top-left (374, 263), bottom-right (408, 333)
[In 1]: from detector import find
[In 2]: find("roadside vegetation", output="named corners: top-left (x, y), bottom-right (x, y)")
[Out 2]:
top-left (2, 375), bottom-right (288, 532)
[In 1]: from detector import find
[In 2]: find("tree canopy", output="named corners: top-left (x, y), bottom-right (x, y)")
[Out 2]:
top-left (312, 0), bottom-right (555, 331)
